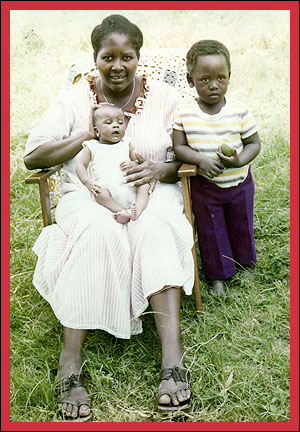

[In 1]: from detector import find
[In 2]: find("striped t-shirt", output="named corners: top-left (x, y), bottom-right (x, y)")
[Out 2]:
top-left (174, 97), bottom-right (258, 188)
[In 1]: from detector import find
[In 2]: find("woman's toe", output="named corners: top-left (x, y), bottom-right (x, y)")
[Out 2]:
top-left (158, 393), bottom-right (171, 405)
top-left (176, 389), bottom-right (186, 403)
top-left (65, 403), bottom-right (72, 416)
top-left (171, 394), bottom-right (180, 406)
top-left (63, 402), bottom-right (76, 417)
top-left (79, 403), bottom-right (90, 417)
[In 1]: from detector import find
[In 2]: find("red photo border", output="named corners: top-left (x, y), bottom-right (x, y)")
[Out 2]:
top-left (2, 1), bottom-right (299, 431)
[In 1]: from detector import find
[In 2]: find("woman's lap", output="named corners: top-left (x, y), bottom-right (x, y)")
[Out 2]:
top-left (32, 185), bottom-right (194, 336)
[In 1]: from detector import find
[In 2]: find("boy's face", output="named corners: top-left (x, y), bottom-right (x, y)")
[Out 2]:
top-left (94, 107), bottom-right (126, 144)
top-left (188, 54), bottom-right (230, 107)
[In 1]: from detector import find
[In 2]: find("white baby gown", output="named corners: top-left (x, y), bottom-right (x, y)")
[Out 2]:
top-left (83, 137), bottom-right (136, 210)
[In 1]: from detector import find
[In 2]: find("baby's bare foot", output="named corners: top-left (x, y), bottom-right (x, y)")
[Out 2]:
top-left (113, 210), bottom-right (131, 224)
top-left (131, 202), bottom-right (141, 221)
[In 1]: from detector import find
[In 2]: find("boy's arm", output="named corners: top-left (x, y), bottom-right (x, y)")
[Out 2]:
top-left (173, 129), bottom-right (225, 179)
top-left (217, 132), bottom-right (261, 168)
top-left (173, 129), bottom-right (201, 165)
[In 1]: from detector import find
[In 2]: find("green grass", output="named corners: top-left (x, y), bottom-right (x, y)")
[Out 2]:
top-left (9, 10), bottom-right (290, 423)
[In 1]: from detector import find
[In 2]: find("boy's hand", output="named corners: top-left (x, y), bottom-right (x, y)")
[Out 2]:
top-left (217, 146), bottom-right (241, 168)
top-left (198, 155), bottom-right (224, 179)
top-left (84, 179), bottom-right (102, 196)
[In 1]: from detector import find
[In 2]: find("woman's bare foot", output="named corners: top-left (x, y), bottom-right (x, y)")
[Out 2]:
top-left (211, 280), bottom-right (226, 297)
top-left (131, 202), bottom-right (141, 221)
top-left (158, 367), bottom-right (191, 409)
top-left (113, 209), bottom-right (131, 224)
top-left (57, 349), bottom-right (91, 420)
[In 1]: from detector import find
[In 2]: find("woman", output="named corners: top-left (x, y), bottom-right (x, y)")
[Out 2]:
top-left (24, 14), bottom-right (194, 420)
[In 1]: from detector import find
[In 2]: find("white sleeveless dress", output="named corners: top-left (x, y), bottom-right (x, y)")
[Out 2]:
top-left (25, 76), bottom-right (194, 338)
top-left (83, 137), bottom-right (136, 210)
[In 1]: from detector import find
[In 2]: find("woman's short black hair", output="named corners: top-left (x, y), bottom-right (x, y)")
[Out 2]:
top-left (186, 40), bottom-right (231, 75)
top-left (91, 14), bottom-right (143, 62)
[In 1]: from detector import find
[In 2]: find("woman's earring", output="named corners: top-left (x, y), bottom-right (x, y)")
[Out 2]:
top-left (94, 127), bottom-right (99, 138)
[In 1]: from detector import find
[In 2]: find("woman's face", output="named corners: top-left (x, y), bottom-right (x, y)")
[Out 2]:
top-left (96, 33), bottom-right (139, 93)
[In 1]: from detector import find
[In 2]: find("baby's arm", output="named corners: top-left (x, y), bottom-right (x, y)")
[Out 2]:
top-left (173, 129), bottom-right (224, 179)
top-left (76, 147), bottom-right (102, 196)
top-left (217, 132), bottom-right (261, 168)
top-left (120, 143), bottom-right (139, 171)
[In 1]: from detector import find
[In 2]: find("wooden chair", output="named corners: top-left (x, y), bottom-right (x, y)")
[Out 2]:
top-left (25, 51), bottom-right (201, 313)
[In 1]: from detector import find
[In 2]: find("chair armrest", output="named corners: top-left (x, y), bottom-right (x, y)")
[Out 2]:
top-left (178, 163), bottom-right (198, 178)
top-left (24, 164), bottom-right (63, 227)
top-left (25, 164), bottom-right (63, 184)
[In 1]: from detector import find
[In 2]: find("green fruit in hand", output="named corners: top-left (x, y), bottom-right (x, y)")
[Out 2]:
top-left (221, 143), bottom-right (233, 157)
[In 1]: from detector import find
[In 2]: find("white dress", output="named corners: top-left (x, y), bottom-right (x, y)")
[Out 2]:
top-left (25, 76), bottom-right (194, 339)
top-left (83, 137), bottom-right (136, 210)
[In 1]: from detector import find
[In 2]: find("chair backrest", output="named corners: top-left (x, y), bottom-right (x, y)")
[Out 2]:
top-left (67, 50), bottom-right (194, 101)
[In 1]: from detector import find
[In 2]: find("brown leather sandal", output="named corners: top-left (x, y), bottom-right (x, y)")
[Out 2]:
top-left (157, 366), bottom-right (191, 413)
top-left (56, 373), bottom-right (92, 422)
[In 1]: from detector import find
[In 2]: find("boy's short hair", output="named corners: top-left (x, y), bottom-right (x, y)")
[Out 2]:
top-left (186, 40), bottom-right (231, 75)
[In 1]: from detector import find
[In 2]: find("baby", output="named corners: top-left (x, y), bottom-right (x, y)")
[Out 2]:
top-left (76, 103), bottom-right (149, 223)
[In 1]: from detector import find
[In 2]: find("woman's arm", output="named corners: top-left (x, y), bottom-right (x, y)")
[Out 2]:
top-left (24, 104), bottom-right (98, 170)
top-left (24, 131), bottom-right (95, 170)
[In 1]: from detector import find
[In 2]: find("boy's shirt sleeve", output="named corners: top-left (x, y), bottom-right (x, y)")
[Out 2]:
top-left (173, 106), bottom-right (184, 131)
top-left (240, 105), bottom-right (258, 139)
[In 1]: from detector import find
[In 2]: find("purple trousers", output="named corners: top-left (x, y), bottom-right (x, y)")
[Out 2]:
top-left (190, 168), bottom-right (257, 280)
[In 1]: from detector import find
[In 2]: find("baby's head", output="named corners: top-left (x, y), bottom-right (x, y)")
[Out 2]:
top-left (93, 103), bottom-right (126, 144)
top-left (186, 40), bottom-right (231, 106)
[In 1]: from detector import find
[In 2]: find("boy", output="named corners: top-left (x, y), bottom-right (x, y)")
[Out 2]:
top-left (173, 40), bottom-right (261, 296)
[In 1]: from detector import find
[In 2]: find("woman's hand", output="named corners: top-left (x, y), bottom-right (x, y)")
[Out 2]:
top-left (123, 153), bottom-right (160, 193)
top-left (198, 155), bottom-right (225, 178)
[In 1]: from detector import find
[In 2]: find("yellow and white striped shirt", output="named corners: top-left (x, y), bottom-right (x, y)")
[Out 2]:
top-left (174, 97), bottom-right (258, 188)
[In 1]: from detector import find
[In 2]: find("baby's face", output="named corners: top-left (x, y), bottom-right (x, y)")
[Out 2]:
top-left (94, 107), bottom-right (126, 144)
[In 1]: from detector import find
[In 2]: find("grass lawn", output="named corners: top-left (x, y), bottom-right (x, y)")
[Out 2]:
top-left (9, 9), bottom-right (291, 423)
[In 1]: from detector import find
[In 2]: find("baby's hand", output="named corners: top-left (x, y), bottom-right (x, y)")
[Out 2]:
top-left (84, 179), bottom-right (102, 196)
top-left (120, 160), bottom-right (135, 172)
